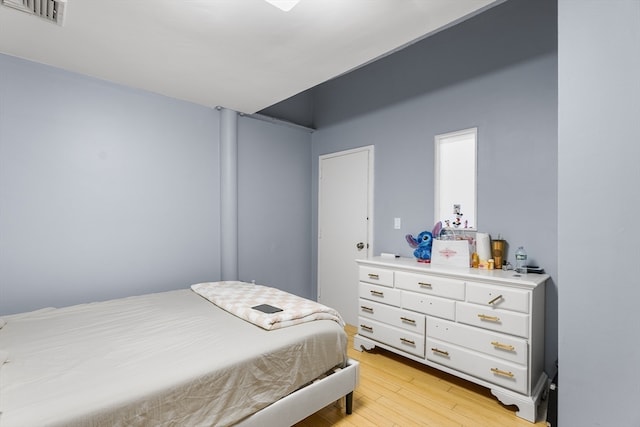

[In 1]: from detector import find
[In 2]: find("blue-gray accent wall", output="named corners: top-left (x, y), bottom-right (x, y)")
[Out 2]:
top-left (307, 0), bottom-right (558, 375)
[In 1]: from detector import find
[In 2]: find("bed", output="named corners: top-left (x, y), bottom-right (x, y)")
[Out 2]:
top-left (0, 281), bottom-right (359, 426)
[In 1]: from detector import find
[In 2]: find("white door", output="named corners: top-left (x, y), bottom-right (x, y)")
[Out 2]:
top-left (318, 146), bottom-right (373, 326)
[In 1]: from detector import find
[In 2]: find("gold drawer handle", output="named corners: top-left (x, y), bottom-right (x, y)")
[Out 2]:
top-left (478, 314), bottom-right (500, 322)
top-left (360, 324), bottom-right (373, 332)
top-left (418, 282), bottom-right (432, 289)
top-left (360, 306), bottom-right (374, 313)
top-left (488, 295), bottom-right (503, 305)
top-left (370, 290), bottom-right (384, 297)
top-left (400, 317), bottom-right (416, 324)
top-left (368, 273), bottom-right (380, 280)
top-left (491, 368), bottom-right (515, 378)
top-left (491, 341), bottom-right (515, 351)
top-left (400, 338), bottom-right (415, 346)
top-left (431, 347), bottom-right (449, 356)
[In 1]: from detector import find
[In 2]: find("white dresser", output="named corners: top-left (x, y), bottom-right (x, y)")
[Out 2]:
top-left (354, 257), bottom-right (548, 422)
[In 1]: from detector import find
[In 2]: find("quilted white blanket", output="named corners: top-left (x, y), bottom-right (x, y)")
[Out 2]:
top-left (191, 281), bottom-right (345, 330)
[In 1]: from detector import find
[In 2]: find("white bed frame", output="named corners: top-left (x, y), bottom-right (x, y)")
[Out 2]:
top-left (236, 358), bottom-right (359, 426)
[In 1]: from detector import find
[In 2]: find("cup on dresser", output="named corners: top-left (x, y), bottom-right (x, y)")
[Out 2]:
top-left (492, 239), bottom-right (506, 269)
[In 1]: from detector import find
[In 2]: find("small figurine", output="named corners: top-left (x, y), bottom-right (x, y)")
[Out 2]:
top-left (452, 204), bottom-right (463, 228)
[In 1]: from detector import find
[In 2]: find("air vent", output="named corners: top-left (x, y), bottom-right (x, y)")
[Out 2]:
top-left (1, 0), bottom-right (66, 25)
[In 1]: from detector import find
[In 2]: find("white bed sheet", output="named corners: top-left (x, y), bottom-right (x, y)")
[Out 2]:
top-left (0, 289), bottom-right (348, 427)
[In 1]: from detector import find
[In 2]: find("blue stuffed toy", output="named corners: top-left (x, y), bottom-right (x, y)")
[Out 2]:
top-left (406, 230), bottom-right (433, 263)
top-left (406, 222), bottom-right (442, 263)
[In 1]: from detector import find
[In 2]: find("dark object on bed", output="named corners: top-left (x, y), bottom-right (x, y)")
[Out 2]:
top-left (252, 303), bottom-right (283, 313)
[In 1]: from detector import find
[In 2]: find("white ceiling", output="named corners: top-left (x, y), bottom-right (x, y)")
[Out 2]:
top-left (0, 0), bottom-right (503, 114)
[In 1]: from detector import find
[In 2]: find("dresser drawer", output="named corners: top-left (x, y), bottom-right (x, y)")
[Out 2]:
top-left (401, 291), bottom-right (456, 321)
top-left (466, 282), bottom-right (530, 314)
top-left (359, 282), bottom-right (402, 306)
top-left (456, 302), bottom-right (529, 338)
top-left (358, 318), bottom-right (425, 357)
top-left (427, 317), bottom-right (527, 365)
top-left (358, 299), bottom-right (425, 334)
top-left (359, 266), bottom-right (394, 287)
top-left (395, 271), bottom-right (465, 300)
top-left (426, 337), bottom-right (528, 394)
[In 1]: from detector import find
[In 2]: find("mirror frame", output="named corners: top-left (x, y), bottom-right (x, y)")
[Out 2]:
top-left (434, 127), bottom-right (478, 231)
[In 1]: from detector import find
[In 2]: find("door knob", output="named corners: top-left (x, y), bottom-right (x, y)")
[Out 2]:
top-left (356, 242), bottom-right (365, 250)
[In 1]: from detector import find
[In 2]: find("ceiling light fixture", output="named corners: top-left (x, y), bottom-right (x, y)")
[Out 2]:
top-left (264, 0), bottom-right (300, 12)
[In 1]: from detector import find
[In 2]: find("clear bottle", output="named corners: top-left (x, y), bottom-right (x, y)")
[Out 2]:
top-left (515, 246), bottom-right (528, 274)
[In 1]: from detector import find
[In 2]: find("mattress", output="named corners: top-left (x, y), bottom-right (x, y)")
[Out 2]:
top-left (0, 289), bottom-right (348, 427)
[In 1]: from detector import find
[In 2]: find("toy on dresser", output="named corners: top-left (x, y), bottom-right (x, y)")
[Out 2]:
top-left (405, 222), bottom-right (442, 263)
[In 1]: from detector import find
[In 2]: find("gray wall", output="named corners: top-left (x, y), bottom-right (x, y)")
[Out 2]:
top-left (558, 1), bottom-right (640, 426)
top-left (309, 0), bottom-right (558, 375)
top-left (0, 54), bottom-right (221, 314)
top-left (237, 116), bottom-right (313, 297)
top-left (0, 54), bottom-right (313, 314)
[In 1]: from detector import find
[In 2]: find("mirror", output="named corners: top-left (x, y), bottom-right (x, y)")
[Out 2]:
top-left (434, 127), bottom-right (477, 230)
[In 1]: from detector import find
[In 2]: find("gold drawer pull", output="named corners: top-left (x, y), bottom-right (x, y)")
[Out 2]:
top-left (400, 338), bottom-right (415, 346)
top-left (360, 305), bottom-right (374, 313)
top-left (488, 295), bottom-right (503, 305)
top-left (431, 347), bottom-right (449, 356)
top-left (400, 317), bottom-right (416, 324)
top-left (360, 324), bottom-right (373, 332)
top-left (368, 273), bottom-right (380, 280)
top-left (491, 341), bottom-right (515, 351)
top-left (478, 314), bottom-right (500, 322)
top-left (418, 282), bottom-right (432, 289)
top-left (370, 290), bottom-right (384, 297)
top-left (491, 368), bottom-right (515, 378)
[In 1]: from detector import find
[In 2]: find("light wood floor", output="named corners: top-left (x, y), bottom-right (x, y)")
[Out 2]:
top-left (294, 325), bottom-right (548, 427)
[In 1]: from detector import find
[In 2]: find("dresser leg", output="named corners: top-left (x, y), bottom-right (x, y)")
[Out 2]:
top-left (491, 373), bottom-right (549, 423)
top-left (353, 334), bottom-right (376, 352)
